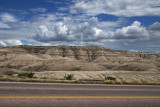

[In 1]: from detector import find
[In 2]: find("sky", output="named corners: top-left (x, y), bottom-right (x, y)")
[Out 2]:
top-left (0, 0), bottom-right (160, 53)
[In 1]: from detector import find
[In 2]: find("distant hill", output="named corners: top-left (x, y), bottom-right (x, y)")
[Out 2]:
top-left (0, 45), bottom-right (160, 73)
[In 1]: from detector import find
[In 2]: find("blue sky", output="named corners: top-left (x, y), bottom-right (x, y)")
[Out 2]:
top-left (0, 0), bottom-right (160, 53)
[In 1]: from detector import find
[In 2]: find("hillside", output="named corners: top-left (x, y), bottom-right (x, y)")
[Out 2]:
top-left (0, 45), bottom-right (160, 74)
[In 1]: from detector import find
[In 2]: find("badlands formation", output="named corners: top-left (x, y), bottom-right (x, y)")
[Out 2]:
top-left (0, 45), bottom-right (160, 73)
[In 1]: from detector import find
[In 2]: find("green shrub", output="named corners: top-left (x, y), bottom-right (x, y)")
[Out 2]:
top-left (105, 76), bottom-right (116, 81)
top-left (64, 74), bottom-right (74, 80)
top-left (18, 72), bottom-right (35, 78)
top-left (5, 71), bottom-right (16, 76)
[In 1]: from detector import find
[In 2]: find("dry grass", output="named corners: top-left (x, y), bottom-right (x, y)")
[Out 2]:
top-left (0, 75), bottom-right (85, 84)
top-left (1, 70), bottom-right (160, 85)
top-left (35, 70), bottom-right (160, 79)
top-left (34, 70), bottom-right (160, 85)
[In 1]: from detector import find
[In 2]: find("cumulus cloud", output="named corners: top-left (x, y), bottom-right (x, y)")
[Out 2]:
top-left (13, 14), bottom-right (156, 46)
top-left (33, 17), bottom-right (152, 45)
top-left (0, 11), bottom-right (159, 53)
top-left (148, 22), bottom-right (160, 38)
top-left (149, 22), bottom-right (160, 31)
top-left (114, 21), bottom-right (149, 39)
top-left (3, 13), bottom-right (122, 43)
top-left (70, 0), bottom-right (160, 17)
top-left (34, 22), bottom-right (74, 42)
top-left (0, 13), bottom-right (158, 44)
top-left (73, 18), bottom-right (110, 42)
top-left (0, 40), bottom-right (23, 46)
top-left (33, 17), bottom-right (112, 43)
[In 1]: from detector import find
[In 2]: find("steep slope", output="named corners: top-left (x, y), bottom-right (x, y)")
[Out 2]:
top-left (0, 45), bottom-right (159, 73)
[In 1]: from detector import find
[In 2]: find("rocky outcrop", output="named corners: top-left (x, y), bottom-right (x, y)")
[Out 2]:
top-left (0, 45), bottom-right (159, 72)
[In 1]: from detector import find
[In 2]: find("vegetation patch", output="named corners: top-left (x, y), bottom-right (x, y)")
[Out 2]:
top-left (0, 76), bottom-right (83, 83)
top-left (18, 72), bottom-right (35, 78)
top-left (4, 71), bottom-right (17, 76)
top-left (64, 74), bottom-right (74, 80)
top-left (0, 75), bottom-right (160, 85)
top-left (105, 76), bottom-right (116, 81)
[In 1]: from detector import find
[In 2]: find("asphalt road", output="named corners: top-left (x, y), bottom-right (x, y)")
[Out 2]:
top-left (0, 82), bottom-right (160, 107)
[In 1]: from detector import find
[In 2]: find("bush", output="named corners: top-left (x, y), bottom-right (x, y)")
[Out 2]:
top-left (64, 74), bottom-right (74, 80)
top-left (18, 72), bottom-right (35, 78)
top-left (5, 71), bottom-right (16, 76)
top-left (105, 76), bottom-right (116, 81)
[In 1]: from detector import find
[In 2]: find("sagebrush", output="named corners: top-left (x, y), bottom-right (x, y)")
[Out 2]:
top-left (18, 72), bottom-right (35, 78)
top-left (64, 74), bottom-right (74, 80)
top-left (105, 76), bottom-right (116, 81)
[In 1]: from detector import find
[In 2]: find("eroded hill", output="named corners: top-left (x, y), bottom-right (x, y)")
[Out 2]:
top-left (0, 45), bottom-right (160, 74)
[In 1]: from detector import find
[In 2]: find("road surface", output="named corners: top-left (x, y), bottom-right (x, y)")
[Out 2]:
top-left (0, 82), bottom-right (160, 107)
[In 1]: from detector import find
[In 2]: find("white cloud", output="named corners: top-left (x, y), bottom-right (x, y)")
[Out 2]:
top-left (0, 13), bottom-right (17, 22)
top-left (0, 13), bottom-right (18, 29)
top-left (6, 40), bottom-right (23, 46)
top-left (32, 16), bottom-right (128, 43)
top-left (114, 21), bottom-right (149, 39)
top-left (0, 40), bottom-right (23, 46)
top-left (129, 49), bottom-right (140, 52)
top-left (70, 0), bottom-right (160, 17)
top-left (0, 12), bottom-right (159, 53)
top-left (149, 22), bottom-right (160, 31)
top-left (56, 22), bottom-right (68, 35)
top-left (30, 8), bottom-right (47, 13)
top-left (148, 22), bottom-right (160, 38)
top-left (39, 25), bottom-right (49, 34)
top-left (0, 41), bottom-right (7, 46)
top-left (94, 27), bottom-right (103, 36)
top-left (0, 14), bottom-right (153, 44)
